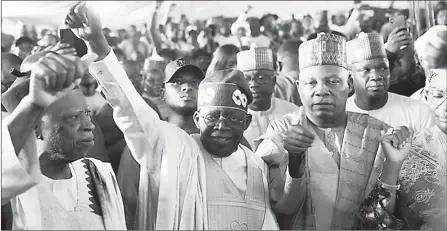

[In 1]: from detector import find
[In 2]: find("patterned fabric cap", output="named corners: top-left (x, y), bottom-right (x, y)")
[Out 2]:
top-left (299, 32), bottom-right (347, 70)
top-left (237, 47), bottom-right (274, 72)
top-left (198, 69), bottom-right (253, 112)
top-left (346, 32), bottom-right (387, 65)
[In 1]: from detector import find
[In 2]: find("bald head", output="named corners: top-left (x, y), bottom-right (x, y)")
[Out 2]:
top-left (277, 40), bottom-right (301, 73)
top-left (1, 53), bottom-right (23, 92)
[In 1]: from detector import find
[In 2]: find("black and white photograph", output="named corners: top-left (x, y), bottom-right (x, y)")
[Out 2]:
top-left (1, 0), bottom-right (446, 230)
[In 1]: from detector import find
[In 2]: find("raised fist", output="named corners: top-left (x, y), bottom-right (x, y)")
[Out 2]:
top-left (28, 52), bottom-right (97, 108)
top-left (65, 1), bottom-right (103, 43)
top-left (283, 124), bottom-right (315, 158)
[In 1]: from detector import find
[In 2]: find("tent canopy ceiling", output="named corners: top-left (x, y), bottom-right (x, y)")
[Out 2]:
top-left (2, 1), bottom-right (410, 30)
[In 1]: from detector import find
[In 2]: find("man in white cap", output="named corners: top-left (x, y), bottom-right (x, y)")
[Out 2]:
top-left (256, 33), bottom-right (416, 230)
top-left (237, 47), bottom-right (299, 150)
top-left (345, 32), bottom-right (436, 133)
top-left (67, 2), bottom-right (279, 230)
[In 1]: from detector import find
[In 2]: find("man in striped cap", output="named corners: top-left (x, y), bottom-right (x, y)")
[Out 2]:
top-left (345, 32), bottom-right (435, 133)
top-left (237, 47), bottom-right (299, 151)
top-left (256, 32), bottom-right (415, 230)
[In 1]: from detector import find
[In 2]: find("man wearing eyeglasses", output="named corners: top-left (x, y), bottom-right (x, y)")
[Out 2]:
top-left (66, 2), bottom-right (279, 229)
top-left (345, 32), bottom-right (436, 133)
top-left (237, 47), bottom-right (299, 151)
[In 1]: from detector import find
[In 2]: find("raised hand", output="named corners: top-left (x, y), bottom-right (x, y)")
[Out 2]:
top-left (48, 42), bottom-right (78, 56)
top-left (65, 1), bottom-right (103, 43)
top-left (385, 27), bottom-right (412, 54)
top-left (283, 124), bottom-right (315, 158)
top-left (28, 52), bottom-right (98, 108)
top-left (380, 126), bottom-right (412, 164)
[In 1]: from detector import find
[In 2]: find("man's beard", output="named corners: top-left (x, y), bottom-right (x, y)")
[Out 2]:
top-left (169, 104), bottom-right (197, 116)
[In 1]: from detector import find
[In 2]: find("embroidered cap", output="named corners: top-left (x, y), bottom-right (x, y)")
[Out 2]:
top-left (237, 47), bottom-right (274, 72)
top-left (298, 32), bottom-right (347, 71)
top-left (198, 69), bottom-right (253, 112)
top-left (346, 32), bottom-right (387, 65)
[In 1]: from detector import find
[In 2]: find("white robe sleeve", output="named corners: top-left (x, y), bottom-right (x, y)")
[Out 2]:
top-left (1, 122), bottom-right (42, 205)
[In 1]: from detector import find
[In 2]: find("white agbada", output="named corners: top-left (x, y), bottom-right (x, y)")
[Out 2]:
top-left (1, 117), bottom-right (126, 230)
top-left (245, 98), bottom-right (299, 150)
top-left (89, 50), bottom-right (279, 230)
top-left (346, 92), bottom-right (436, 133)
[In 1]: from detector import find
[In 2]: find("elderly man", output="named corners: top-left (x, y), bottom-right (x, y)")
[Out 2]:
top-left (1, 51), bottom-right (126, 229)
top-left (256, 33), bottom-right (413, 230)
top-left (345, 32), bottom-right (435, 133)
top-left (237, 47), bottom-right (299, 150)
top-left (67, 2), bottom-right (279, 230)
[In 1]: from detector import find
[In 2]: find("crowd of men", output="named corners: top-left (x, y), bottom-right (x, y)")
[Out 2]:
top-left (1, 0), bottom-right (447, 230)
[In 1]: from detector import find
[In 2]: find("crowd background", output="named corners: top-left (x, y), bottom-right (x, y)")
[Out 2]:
top-left (1, 0), bottom-right (447, 230)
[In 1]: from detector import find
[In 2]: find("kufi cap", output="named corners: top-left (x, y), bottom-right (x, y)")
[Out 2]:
top-left (144, 48), bottom-right (168, 72)
top-left (198, 69), bottom-right (253, 112)
top-left (164, 58), bottom-right (205, 83)
top-left (298, 32), bottom-right (347, 71)
top-left (237, 47), bottom-right (274, 72)
top-left (346, 32), bottom-right (387, 65)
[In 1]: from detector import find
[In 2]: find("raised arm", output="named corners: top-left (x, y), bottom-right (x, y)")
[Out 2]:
top-left (2, 98), bottom-right (43, 204)
top-left (147, 1), bottom-right (165, 53)
top-left (67, 2), bottom-right (193, 173)
top-left (2, 51), bottom-right (95, 204)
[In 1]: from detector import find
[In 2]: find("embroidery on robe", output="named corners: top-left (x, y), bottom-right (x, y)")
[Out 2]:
top-left (229, 221), bottom-right (248, 230)
top-left (81, 159), bottom-right (103, 216)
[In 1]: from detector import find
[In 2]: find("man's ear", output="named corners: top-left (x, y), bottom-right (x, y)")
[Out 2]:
top-left (160, 85), bottom-right (166, 100)
top-left (244, 114), bottom-right (252, 130)
top-left (276, 61), bottom-right (283, 72)
top-left (348, 76), bottom-right (354, 95)
top-left (193, 111), bottom-right (200, 129)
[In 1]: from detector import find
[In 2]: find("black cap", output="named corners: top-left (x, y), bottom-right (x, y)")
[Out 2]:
top-left (164, 58), bottom-right (205, 83)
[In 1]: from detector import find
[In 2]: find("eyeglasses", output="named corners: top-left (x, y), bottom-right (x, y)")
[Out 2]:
top-left (200, 113), bottom-right (246, 127)
top-left (425, 87), bottom-right (447, 109)
top-left (244, 74), bottom-right (274, 84)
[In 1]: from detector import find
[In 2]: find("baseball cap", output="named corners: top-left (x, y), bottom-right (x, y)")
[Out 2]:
top-left (164, 58), bottom-right (205, 83)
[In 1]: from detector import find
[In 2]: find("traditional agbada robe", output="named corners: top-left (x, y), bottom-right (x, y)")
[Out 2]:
top-left (89, 51), bottom-right (279, 230)
top-left (395, 25), bottom-right (447, 230)
top-left (256, 32), bottom-right (389, 230)
top-left (345, 33), bottom-right (436, 133)
top-left (1, 121), bottom-right (126, 230)
top-left (396, 126), bottom-right (447, 230)
top-left (236, 47), bottom-right (300, 150)
top-left (257, 107), bottom-right (390, 230)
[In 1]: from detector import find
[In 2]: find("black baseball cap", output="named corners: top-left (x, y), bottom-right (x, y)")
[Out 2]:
top-left (164, 58), bottom-right (205, 83)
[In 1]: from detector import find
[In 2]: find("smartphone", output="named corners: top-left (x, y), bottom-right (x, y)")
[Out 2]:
top-left (58, 29), bottom-right (87, 57)
top-left (389, 15), bottom-right (407, 30)
top-left (389, 15), bottom-right (408, 49)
